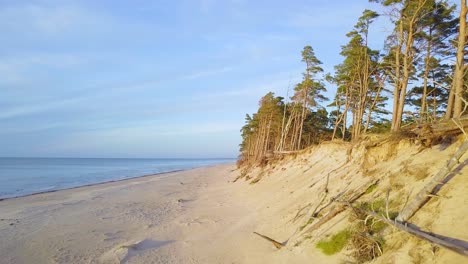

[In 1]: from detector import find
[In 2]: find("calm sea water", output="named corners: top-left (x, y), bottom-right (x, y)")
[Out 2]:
top-left (0, 158), bottom-right (234, 199)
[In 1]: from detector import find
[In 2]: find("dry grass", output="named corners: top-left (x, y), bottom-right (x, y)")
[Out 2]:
top-left (400, 160), bottom-right (430, 181)
top-left (346, 199), bottom-right (400, 262)
top-left (250, 177), bottom-right (261, 184)
top-left (409, 166), bottom-right (429, 181)
top-left (249, 169), bottom-right (267, 184)
top-left (350, 232), bottom-right (383, 263)
top-left (389, 172), bottom-right (405, 190)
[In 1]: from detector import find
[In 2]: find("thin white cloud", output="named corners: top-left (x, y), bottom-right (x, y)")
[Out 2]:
top-left (0, 53), bottom-right (87, 86)
top-left (0, 53), bottom-right (85, 70)
top-left (0, 97), bottom-right (83, 120)
top-left (0, 3), bottom-right (101, 35)
top-left (187, 69), bottom-right (302, 105)
top-left (183, 66), bottom-right (233, 80)
top-left (0, 121), bottom-right (66, 135)
top-left (48, 121), bottom-right (240, 152)
top-left (0, 2), bottom-right (160, 39)
top-left (2, 60), bottom-right (237, 118)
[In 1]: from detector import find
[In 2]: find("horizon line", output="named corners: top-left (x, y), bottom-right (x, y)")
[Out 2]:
top-left (0, 156), bottom-right (237, 160)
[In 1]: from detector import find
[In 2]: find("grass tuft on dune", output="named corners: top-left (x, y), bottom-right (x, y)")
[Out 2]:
top-left (316, 229), bottom-right (351, 255)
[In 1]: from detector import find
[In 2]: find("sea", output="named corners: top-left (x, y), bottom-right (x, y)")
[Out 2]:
top-left (0, 157), bottom-right (234, 199)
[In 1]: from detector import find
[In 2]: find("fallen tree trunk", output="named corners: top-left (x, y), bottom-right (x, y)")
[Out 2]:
top-left (256, 179), bottom-right (380, 249)
top-left (351, 205), bottom-right (468, 257)
top-left (396, 140), bottom-right (468, 222)
top-left (408, 116), bottom-right (468, 137)
top-left (298, 179), bottom-right (379, 239)
top-left (301, 204), bottom-right (346, 235)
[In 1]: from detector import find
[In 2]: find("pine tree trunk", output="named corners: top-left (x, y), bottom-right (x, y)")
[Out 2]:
top-left (391, 16), bottom-right (404, 132)
top-left (297, 87), bottom-right (309, 150)
top-left (342, 107), bottom-right (347, 140)
top-left (356, 45), bottom-right (370, 139)
top-left (453, 0), bottom-right (467, 118)
top-left (332, 101), bottom-right (342, 140)
top-left (421, 33), bottom-right (432, 122)
top-left (445, 77), bottom-right (456, 119)
top-left (364, 75), bottom-right (385, 133)
top-left (264, 117), bottom-right (272, 155)
top-left (395, 20), bottom-right (416, 131)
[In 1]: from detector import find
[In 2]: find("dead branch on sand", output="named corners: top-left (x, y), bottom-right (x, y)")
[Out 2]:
top-left (397, 140), bottom-right (468, 222)
top-left (253, 232), bottom-right (285, 249)
top-left (348, 203), bottom-right (468, 257)
top-left (299, 179), bottom-right (379, 237)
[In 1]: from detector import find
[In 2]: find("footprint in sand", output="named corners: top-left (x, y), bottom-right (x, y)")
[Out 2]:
top-left (177, 198), bottom-right (194, 204)
top-left (62, 200), bottom-right (85, 206)
top-left (103, 231), bottom-right (124, 242)
top-left (99, 239), bottom-right (175, 263)
top-left (92, 195), bottom-right (104, 200)
top-left (179, 217), bottom-right (218, 226)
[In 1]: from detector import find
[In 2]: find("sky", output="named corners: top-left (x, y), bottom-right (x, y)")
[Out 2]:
top-left (1, 0), bottom-right (393, 158)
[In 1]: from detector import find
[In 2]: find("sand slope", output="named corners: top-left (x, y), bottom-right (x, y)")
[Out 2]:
top-left (237, 136), bottom-right (468, 264)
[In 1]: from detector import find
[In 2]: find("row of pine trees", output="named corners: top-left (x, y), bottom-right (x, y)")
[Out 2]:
top-left (239, 0), bottom-right (467, 166)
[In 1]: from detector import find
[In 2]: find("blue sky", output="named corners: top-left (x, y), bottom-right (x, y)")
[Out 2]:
top-left (1, 0), bottom-right (390, 158)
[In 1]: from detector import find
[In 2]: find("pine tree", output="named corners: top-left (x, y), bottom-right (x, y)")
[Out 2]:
top-left (286, 46), bottom-right (327, 150)
top-left (419, 1), bottom-right (457, 120)
top-left (238, 92), bottom-right (284, 165)
top-left (374, 0), bottom-right (435, 131)
top-left (330, 10), bottom-right (388, 140)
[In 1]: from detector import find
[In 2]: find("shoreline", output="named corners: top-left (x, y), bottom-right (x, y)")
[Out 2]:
top-left (0, 160), bottom-right (344, 263)
top-left (0, 162), bottom-right (323, 263)
top-left (0, 162), bottom-right (234, 202)
top-left (0, 163), bottom-right (263, 264)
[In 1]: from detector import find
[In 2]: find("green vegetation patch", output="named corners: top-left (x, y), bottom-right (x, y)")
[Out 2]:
top-left (316, 229), bottom-right (351, 255)
top-left (358, 199), bottom-right (398, 219)
top-left (359, 198), bottom-right (386, 212)
top-left (364, 182), bottom-right (378, 194)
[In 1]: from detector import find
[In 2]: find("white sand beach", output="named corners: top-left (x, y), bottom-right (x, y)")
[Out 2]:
top-left (0, 164), bottom-right (319, 264)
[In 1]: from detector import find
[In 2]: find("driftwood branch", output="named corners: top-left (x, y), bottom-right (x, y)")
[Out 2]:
top-left (313, 189), bottom-right (348, 218)
top-left (301, 204), bottom-right (347, 236)
top-left (299, 179), bottom-right (379, 238)
top-left (350, 204), bottom-right (468, 257)
top-left (289, 203), bottom-right (312, 223)
top-left (397, 140), bottom-right (468, 222)
top-left (452, 119), bottom-right (468, 139)
top-left (258, 179), bottom-right (380, 249)
top-left (307, 163), bottom-right (348, 218)
top-left (253, 232), bottom-right (285, 249)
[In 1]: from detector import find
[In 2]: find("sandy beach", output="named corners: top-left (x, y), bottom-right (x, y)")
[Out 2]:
top-left (0, 164), bottom-right (318, 264)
